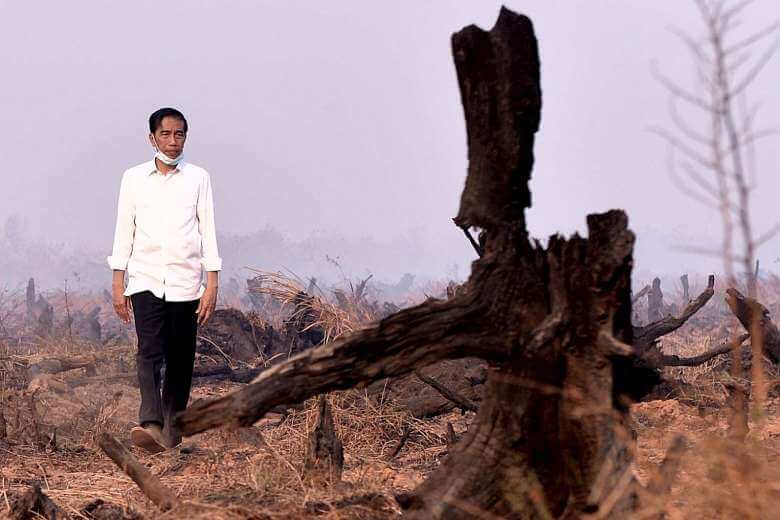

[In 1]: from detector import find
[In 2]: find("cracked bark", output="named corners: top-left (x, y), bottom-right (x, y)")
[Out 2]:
top-left (177, 8), bottom-right (662, 518)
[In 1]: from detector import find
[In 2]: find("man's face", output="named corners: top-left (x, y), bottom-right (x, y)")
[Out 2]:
top-left (149, 116), bottom-right (187, 158)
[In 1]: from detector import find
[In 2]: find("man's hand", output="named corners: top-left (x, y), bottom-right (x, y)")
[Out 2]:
top-left (112, 284), bottom-right (132, 324)
top-left (196, 285), bottom-right (217, 326)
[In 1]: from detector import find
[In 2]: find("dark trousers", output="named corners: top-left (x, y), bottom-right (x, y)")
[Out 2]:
top-left (130, 290), bottom-right (199, 446)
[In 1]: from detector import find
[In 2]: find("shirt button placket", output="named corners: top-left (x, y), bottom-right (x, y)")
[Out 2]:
top-left (162, 177), bottom-right (168, 297)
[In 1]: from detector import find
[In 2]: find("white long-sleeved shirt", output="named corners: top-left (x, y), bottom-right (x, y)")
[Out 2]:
top-left (107, 160), bottom-right (222, 302)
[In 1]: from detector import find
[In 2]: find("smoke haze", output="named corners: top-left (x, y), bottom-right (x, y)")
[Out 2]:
top-left (2, 1), bottom-right (779, 291)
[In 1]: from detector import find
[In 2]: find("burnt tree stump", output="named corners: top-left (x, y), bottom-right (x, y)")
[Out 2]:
top-left (303, 395), bottom-right (344, 485)
top-left (726, 380), bottom-right (750, 441)
top-left (8, 482), bottom-right (62, 520)
top-left (25, 278), bottom-right (35, 324)
top-left (647, 277), bottom-right (664, 323)
top-left (178, 9), bottom-right (668, 518)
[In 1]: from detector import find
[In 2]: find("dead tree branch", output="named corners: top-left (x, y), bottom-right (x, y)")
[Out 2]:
top-left (634, 275), bottom-right (715, 351)
top-left (632, 285), bottom-right (650, 305)
top-left (98, 432), bottom-right (179, 511)
top-left (414, 371), bottom-right (478, 412)
top-left (661, 333), bottom-right (749, 367)
top-left (177, 295), bottom-right (500, 433)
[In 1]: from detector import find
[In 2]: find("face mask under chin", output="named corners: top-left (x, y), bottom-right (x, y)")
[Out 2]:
top-left (152, 136), bottom-right (184, 166)
top-left (155, 149), bottom-right (183, 166)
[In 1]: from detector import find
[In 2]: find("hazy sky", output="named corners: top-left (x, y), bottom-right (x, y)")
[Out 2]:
top-left (2, 1), bottom-right (779, 282)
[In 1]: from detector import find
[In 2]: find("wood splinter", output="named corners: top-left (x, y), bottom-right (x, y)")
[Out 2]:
top-left (98, 432), bottom-right (179, 511)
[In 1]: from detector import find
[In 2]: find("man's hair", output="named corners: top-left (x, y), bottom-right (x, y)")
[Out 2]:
top-left (149, 107), bottom-right (188, 134)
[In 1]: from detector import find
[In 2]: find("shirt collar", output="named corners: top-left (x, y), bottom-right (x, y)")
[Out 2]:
top-left (148, 159), bottom-right (186, 176)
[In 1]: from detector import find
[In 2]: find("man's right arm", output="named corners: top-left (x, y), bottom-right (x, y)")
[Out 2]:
top-left (107, 171), bottom-right (135, 323)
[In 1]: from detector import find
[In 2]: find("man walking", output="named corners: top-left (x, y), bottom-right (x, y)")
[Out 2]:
top-left (108, 107), bottom-right (221, 452)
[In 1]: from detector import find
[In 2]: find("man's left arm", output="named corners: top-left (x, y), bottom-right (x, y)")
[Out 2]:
top-left (196, 170), bottom-right (222, 325)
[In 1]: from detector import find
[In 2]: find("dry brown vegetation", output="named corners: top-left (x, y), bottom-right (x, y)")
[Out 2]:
top-left (1, 272), bottom-right (779, 519)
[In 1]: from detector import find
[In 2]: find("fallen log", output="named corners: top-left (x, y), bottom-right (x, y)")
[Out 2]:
top-left (26, 355), bottom-right (97, 378)
top-left (405, 395), bottom-right (468, 418)
top-left (414, 371), bottom-right (478, 412)
top-left (98, 432), bottom-right (179, 511)
top-left (192, 365), bottom-right (264, 383)
top-left (369, 359), bottom-right (484, 418)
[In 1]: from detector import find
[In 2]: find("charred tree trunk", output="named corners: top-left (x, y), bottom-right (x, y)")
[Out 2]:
top-left (680, 274), bottom-right (690, 303)
top-left (303, 396), bottom-right (344, 485)
top-left (25, 278), bottom-right (35, 325)
top-left (177, 9), bottom-right (662, 518)
top-left (647, 278), bottom-right (664, 323)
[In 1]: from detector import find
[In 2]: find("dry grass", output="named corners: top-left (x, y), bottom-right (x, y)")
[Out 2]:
top-left (632, 397), bottom-right (780, 519)
top-left (0, 335), bottom-right (459, 518)
top-left (246, 269), bottom-right (364, 343)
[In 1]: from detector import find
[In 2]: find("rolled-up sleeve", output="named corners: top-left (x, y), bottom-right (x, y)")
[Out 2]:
top-left (106, 170), bottom-right (135, 270)
top-left (197, 170), bottom-right (222, 271)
